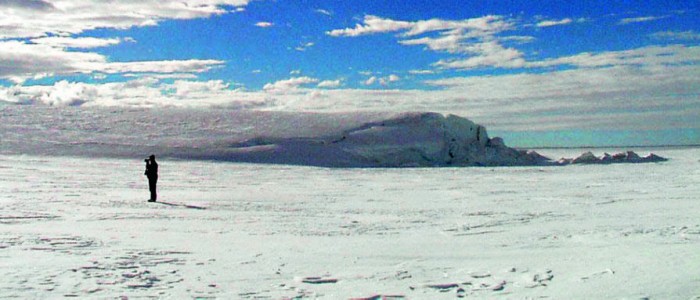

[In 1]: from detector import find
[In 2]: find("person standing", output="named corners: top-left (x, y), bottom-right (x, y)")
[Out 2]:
top-left (144, 155), bottom-right (159, 202)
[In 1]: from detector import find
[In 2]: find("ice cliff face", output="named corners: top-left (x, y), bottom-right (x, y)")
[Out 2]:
top-left (0, 106), bottom-right (664, 167)
top-left (319, 112), bottom-right (547, 167)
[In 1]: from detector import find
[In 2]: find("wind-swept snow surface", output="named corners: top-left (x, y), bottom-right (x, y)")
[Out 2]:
top-left (0, 106), bottom-right (548, 167)
top-left (0, 148), bottom-right (698, 298)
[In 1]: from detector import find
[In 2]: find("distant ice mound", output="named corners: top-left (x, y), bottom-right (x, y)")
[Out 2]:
top-left (0, 106), bottom-right (667, 167)
top-left (230, 112), bottom-right (549, 167)
top-left (559, 151), bottom-right (668, 165)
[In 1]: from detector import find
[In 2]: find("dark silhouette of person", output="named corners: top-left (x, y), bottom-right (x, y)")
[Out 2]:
top-left (144, 155), bottom-right (158, 202)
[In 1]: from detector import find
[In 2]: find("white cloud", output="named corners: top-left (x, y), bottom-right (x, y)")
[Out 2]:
top-left (263, 77), bottom-right (319, 93)
top-left (95, 59), bottom-right (225, 75)
top-left (255, 22), bottom-right (274, 28)
top-left (426, 63), bottom-right (700, 130)
top-left (0, 0), bottom-right (252, 39)
top-left (329, 15), bottom-right (522, 70)
top-left (499, 35), bottom-right (536, 43)
top-left (0, 0), bottom-right (56, 11)
top-left (315, 9), bottom-right (332, 16)
top-left (295, 42), bottom-right (315, 51)
top-left (168, 79), bottom-right (230, 97)
top-left (650, 30), bottom-right (700, 41)
top-left (327, 15), bottom-right (511, 38)
top-left (363, 74), bottom-right (400, 86)
top-left (536, 18), bottom-right (572, 27)
top-left (29, 37), bottom-right (125, 48)
top-left (3, 55), bottom-right (698, 132)
top-left (328, 14), bottom-right (698, 73)
top-left (0, 41), bottom-right (105, 83)
top-left (528, 44), bottom-right (700, 68)
top-left (317, 79), bottom-right (342, 88)
top-left (409, 69), bottom-right (435, 75)
top-left (19, 80), bottom-right (98, 106)
top-left (0, 78), bottom-right (263, 108)
top-left (0, 41), bottom-right (224, 82)
top-left (290, 70), bottom-right (302, 75)
top-left (618, 15), bottom-right (668, 25)
top-left (123, 73), bottom-right (199, 80)
top-left (326, 15), bottom-right (413, 37)
top-left (0, 1), bottom-right (238, 82)
top-left (434, 41), bottom-right (526, 70)
top-left (400, 33), bottom-right (467, 53)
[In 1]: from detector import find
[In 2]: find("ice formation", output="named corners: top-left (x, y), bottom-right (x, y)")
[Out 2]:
top-left (0, 106), bottom-right (665, 167)
top-left (559, 151), bottom-right (667, 165)
top-left (227, 112), bottom-right (551, 167)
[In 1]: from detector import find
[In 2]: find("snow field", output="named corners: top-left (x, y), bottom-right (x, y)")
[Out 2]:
top-left (0, 148), bottom-right (699, 298)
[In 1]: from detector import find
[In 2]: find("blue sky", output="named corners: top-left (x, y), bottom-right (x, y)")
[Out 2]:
top-left (1, 0), bottom-right (698, 147)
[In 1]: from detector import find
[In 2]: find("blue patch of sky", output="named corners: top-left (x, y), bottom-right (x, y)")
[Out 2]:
top-left (29, 0), bottom-right (700, 92)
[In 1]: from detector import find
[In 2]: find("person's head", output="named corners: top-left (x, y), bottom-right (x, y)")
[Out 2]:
top-left (149, 154), bottom-right (156, 162)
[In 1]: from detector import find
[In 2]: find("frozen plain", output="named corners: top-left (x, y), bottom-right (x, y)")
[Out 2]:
top-left (1, 148), bottom-right (699, 299)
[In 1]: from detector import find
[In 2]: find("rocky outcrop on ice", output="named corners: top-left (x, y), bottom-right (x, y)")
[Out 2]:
top-left (558, 151), bottom-right (668, 165)
top-left (0, 106), bottom-right (668, 167)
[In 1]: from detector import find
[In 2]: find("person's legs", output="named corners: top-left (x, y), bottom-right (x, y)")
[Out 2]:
top-left (149, 178), bottom-right (157, 201)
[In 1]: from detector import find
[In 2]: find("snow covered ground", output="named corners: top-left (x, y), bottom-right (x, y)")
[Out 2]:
top-left (1, 147), bottom-right (698, 299)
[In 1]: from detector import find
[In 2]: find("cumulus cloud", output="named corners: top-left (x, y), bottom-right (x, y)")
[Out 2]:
top-left (317, 79), bottom-right (342, 88)
top-left (379, 74), bottom-right (400, 85)
top-left (263, 77), bottom-right (319, 93)
top-left (0, 78), bottom-right (258, 108)
top-left (618, 15), bottom-right (668, 25)
top-left (536, 18), bottom-right (572, 27)
top-left (0, 0), bottom-right (251, 39)
top-left (20, 80), bottom-right (98, 106)
top-left (167, 79), bottom-right (230, 97)
top-left (363, 75), bottom-right (400, 86)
